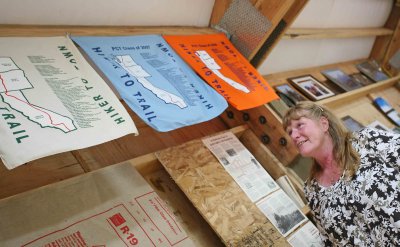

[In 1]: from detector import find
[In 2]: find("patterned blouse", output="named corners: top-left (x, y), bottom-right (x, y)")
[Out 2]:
top-left (304, 127), bottom-right (400, 246)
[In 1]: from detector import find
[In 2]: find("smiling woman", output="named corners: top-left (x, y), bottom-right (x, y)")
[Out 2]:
top-left (282, 101), bottom-right (400, 246)
top-left (283, 101), bottom-right (359, 185)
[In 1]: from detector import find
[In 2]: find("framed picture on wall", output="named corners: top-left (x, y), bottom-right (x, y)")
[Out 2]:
top-left (275, 83), bottom-right (307, 104)
top-left (341, 115), bottom-right (365, 132)
top-left (349, 73), bottom-right (374, 86)
top-left (321, 68), bottom-right (364, 92)
top-left (373, 97), bottom-right (393, 114)
top-left (387, 111), bottom-right (400, 126)
top-left (372, 97), bottom-right (400, 127)
top-left (356, 60), bottom-right (389, 82)
top-left (392, 126), bottom-right (400, 134)
top-left (288, 75), bottom-right (335, 101)
top-left (368, 120), bottom-right (391, 131)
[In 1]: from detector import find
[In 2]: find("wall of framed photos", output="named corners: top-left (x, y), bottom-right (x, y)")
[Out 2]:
top-left (265, 59), bottom-right (400, 129)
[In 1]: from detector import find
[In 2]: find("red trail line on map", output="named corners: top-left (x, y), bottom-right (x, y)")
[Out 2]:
top-left (0, 74), bottom-right (71, 131)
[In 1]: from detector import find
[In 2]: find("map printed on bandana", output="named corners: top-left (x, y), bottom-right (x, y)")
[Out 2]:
top-left (163, 33), bottom-right (279, 110)
top-left (0, 36), bottom-right (138, 169)
top-left (0, 58), bottom-right (76, 133)
top-left (72, 35), bottom-right (228, 132)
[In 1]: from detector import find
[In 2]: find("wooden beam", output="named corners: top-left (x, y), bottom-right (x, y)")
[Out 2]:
top-left (209, 0), bottom-right (259, 26)
top-left (371, 3), bottom-right (400, 63)
top-left (251, 0), bottom-right (309, 67)
top-left (247, 0), bottom-right (295, 60)
top-left (220, 105), bottom-right (299, 166)
top-left (209, 0), bottom-right (232, 26)
top-left (0, 24), bottom-right (218, 37)
top-left (284, 28), bottom-right (393, 40)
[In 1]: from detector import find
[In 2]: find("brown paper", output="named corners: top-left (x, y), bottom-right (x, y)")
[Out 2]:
top-left (0, 162), bottom-right (194, 247)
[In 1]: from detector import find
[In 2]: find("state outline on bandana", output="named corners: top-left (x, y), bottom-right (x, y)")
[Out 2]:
top-left (0, 57), bottom-right (77, 133)
top-left (114, 55), bottom-right (188, 109)
top-left (195, 50), bottom-right (250, 93)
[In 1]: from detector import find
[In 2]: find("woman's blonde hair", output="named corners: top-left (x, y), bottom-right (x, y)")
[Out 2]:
top-left (282, 101), bottom-right (360, 182)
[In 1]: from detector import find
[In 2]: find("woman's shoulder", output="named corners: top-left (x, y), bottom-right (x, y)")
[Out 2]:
top-left (352, 127), bottom-right (378, 138)
top-left (351, 127), bottom-right (373, 151)
top-left (352, 126), bottom-right (399, 142)
top-left (352, 126), bottom-right (400, 155)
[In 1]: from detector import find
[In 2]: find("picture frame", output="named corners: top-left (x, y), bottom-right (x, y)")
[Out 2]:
top-left (392, 126), bottom-right (400, 134)
top-left (373, 97), bottom-right (393, 114)
top-left (367, 120), bottom-right (391, 131)
top-left (256, 190), bottom-right (307, 237)
top-left (372, 97), bottom-right (400, 127)
top-left (349, 73), bottom-right (374, 86)
top-left (387, 111), bottom-right (400, 127)
top-left (341, 115), bottom-right (365, 132)
top-left (321, 68), bottom-right (364, 92)
top-left (356, 60), bottom-right (389, 82)
top-left (288, 75), bottom-right (335, 101)
top-left (268, 99), bottom-right (290, 118)
top-left (275, 92), bottom-right (295, 107)
top-left (275, 83), bottom-right (307, 104)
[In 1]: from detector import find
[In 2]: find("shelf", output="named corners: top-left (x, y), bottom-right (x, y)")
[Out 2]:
top-left (263, 58), bottom-right (400, 109)
top-left (262, 57), bottom-right (400, 141)
top-left (318, 75), bottom-right (400, 108)
top-left (284, 28), bottom-right (393, 40)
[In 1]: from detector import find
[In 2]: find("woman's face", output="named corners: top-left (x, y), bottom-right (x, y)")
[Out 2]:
top-left (286, 116), bottom-right (328, 158)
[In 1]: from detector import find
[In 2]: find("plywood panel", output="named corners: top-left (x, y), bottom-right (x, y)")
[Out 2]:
top-left (142, 168), bottom-right (225, 247)
top-left (155, 136), bottom-right (288, 246)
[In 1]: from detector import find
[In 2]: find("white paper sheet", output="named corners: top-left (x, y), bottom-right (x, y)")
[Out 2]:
top-left (287, 221), bottom-right (324, 247)
top-left (202, 131), bottom-right (279, 202)
top-left (256, 189), bottom-right (308, 237)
